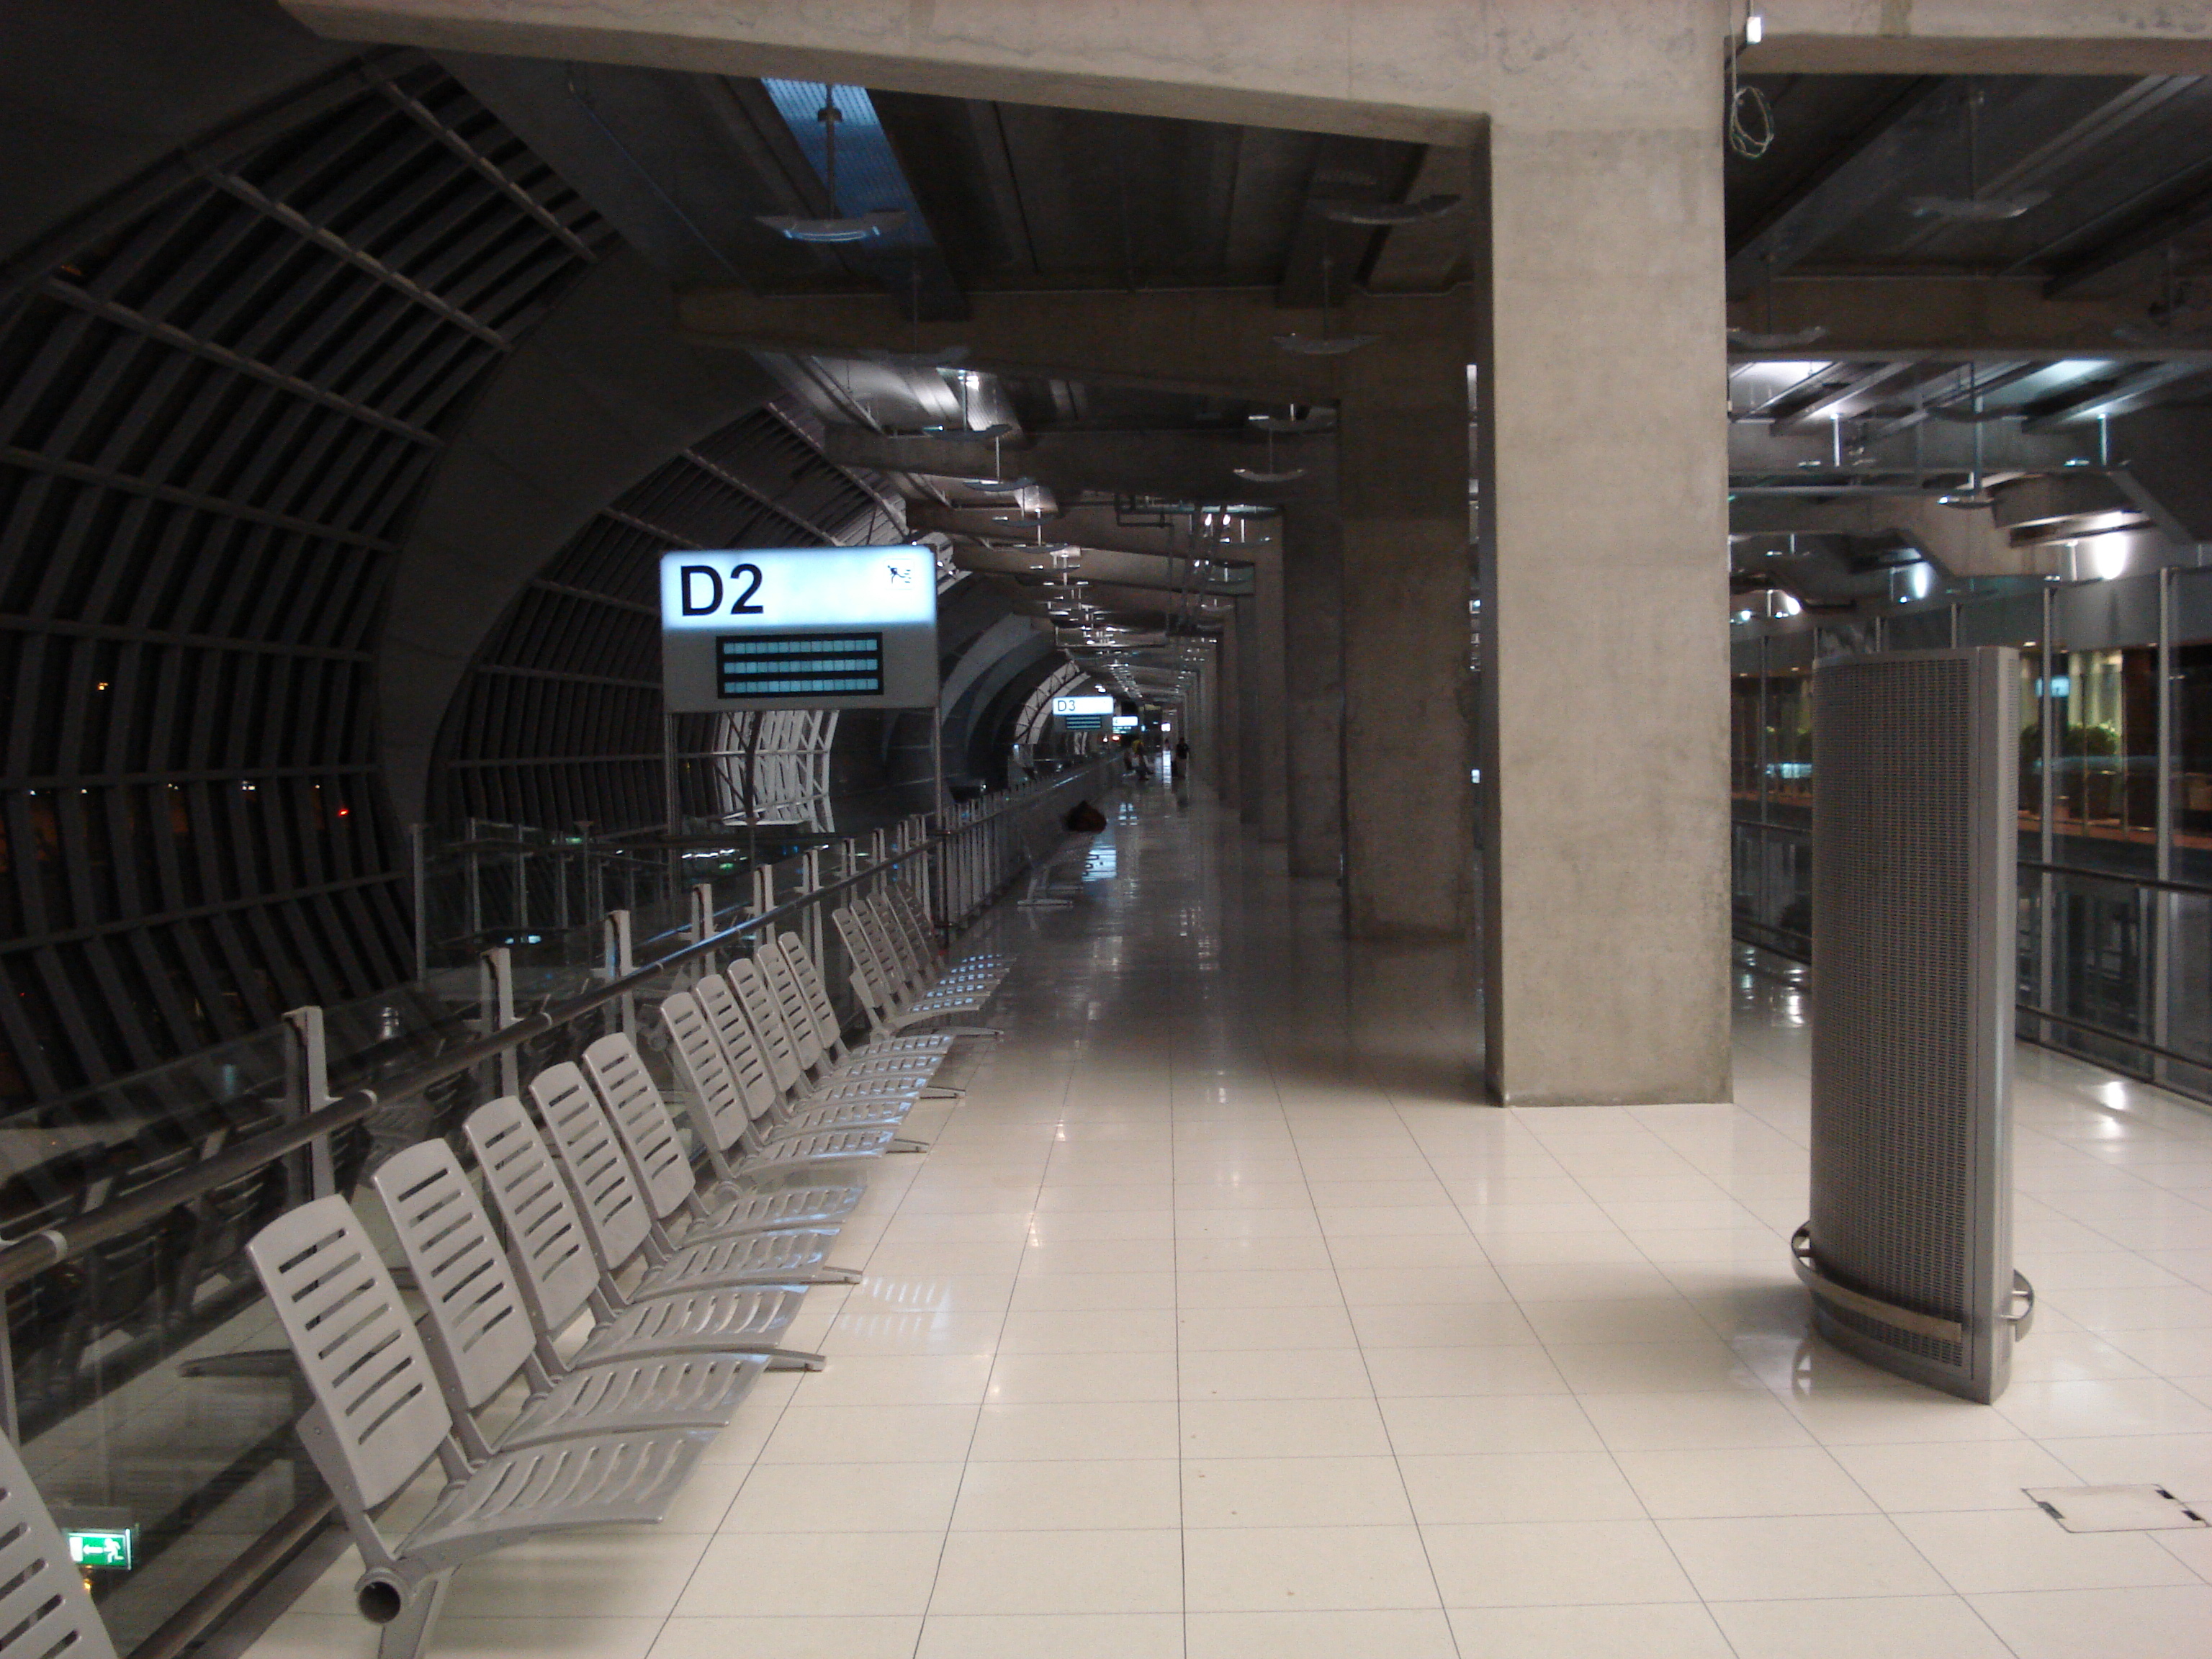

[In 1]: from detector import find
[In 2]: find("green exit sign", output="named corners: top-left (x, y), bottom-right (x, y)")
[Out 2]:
top-left (67, 1529), bottom-right (132, 1570)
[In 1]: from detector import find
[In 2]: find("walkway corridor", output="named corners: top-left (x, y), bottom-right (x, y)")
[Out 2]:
top-left (254, 787), bottom-right (2212, 1659)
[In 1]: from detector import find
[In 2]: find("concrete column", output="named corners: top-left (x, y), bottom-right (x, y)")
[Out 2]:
top-left (1282, 503), bottom-right (1344, 880)
top-left (1338, 317), bottom-right (1476, 941)
top-left (1475, 100), bottom-right (1732, 1104)
top-left (1215, 606), bottom-right (1244, 811)
top-left (1245, 544), bottom-right (1288, 842)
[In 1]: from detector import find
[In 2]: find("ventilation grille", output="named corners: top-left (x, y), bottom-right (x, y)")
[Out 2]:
top-left (1808, 649), bottom-right (2014, 1398)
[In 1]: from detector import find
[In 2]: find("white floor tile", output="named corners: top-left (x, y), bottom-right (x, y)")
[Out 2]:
top-left (949, 1459), bottom-right (1182, 1530)
top-left (1707, 1596), bottom-right (2014, 1659)
top-left (1182, 1455), bottom-right (1413, 1527)
top-left (1446, 1604), bottom-right (1736, 1659)
top-left (1185, 1609), bottom-right (1459, 1659)
top-left (1422, 1519), bottom-right (1698, 1607)
top-left (1612, 1444), bottom-right (1879, 1518)
top-left (928, 1529), bottom-right (1183, 1614)
top-left (1656, 1514), bottom-right (1951, 1601)
top-left (1183, 1524), bottom-right (1439, 1612)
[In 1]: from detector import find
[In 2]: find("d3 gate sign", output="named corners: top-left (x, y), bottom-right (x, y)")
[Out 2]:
top-left (660, 547), bottom-right (939, 712)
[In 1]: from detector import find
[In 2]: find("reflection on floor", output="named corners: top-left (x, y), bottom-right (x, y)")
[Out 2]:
top-left (246, 787), bottom-right (2212, 1659)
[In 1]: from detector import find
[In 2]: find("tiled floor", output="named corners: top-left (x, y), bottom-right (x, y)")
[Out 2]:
top-left (248, 786), bottom-right (2212, 1659)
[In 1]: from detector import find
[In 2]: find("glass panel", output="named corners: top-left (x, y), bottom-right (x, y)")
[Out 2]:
top-left (1764, 667), bottom-right (1812, 820)
top-left (2040, 868), bottom-right (2156, 1067)
top-left (2176, 634), bottom-right (2212, 891)
top-left (2047, 645), bottom-right (2158, 875)
top-left (1730, 673), bottom-right (1762, 804)
top-left (2018, 651), bottom-right (2043, 836)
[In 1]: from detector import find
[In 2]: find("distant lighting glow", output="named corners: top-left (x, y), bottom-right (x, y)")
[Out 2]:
top-left (2083, 536), bottom-right (2132, 581)
top-left (1745, 11), bottom-right (1763, 44)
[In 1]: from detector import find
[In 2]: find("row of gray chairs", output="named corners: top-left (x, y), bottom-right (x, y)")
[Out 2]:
top-left (0, 917), bottom-right (1008, 1659)
top-left (225, 917), bottom-right (1012, 1659)
top-left (835, 888), bottom-right (1010, 1039)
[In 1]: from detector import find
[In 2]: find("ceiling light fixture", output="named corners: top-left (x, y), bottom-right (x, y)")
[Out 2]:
top-left (1318, 194), bottom-right (1461, 226)
top-left (759, 86), bottom-right (910, 242)
top-left (1249, 408), bottom-right (1335, 434)
top-left (1274, 253), bottom-right (1377, 356)
top-left (1906, 81), bottom-right (2047, 221)
top-left (1937, 362), bottom-right (1997, 507)
top-left (1232, 416), bottom-right (1306, 484)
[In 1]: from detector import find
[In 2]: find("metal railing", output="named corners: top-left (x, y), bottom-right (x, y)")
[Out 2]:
top-left (0, 753), bottom-right (1116, 1659)
top-left (1732, 813), bottom-right (2212, 1107)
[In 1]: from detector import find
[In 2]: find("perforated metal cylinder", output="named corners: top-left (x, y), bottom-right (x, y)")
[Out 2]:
top-left (1806, 647), bottom-right (2020, 1403)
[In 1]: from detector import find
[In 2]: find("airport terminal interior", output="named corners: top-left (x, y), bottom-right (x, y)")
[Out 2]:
top-left (9, 3), bottom-right (2212, 1657)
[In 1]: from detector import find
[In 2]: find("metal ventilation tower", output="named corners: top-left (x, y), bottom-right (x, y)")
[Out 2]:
top-left (1797, 647), bottom-right (2034, 1403)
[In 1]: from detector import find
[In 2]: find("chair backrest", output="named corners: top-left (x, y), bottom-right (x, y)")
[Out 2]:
top-left (371, 1140), bottom-right (532, 1412)
top-left (776, 931), bottom-right (845, 1053)
top-left (855, 899), bottom-right (917, 995)
top-left (526, 1063), bottom-right (652, 1274)
top-left (246, 1196), bottom-right (449, 1512)
top-left (0, 1424), bottom-right (119, 1659)
top-left (834, 907), bottom-right (896, 1015)
top-left (695, 974), bottom-right (782, 1120)
top-left (728, 957), bottom-right (804, 1094)
top-left (661, 988), bottom-right (755, 1154)
top-left (867, 895), bottom-right (928, 986)
top-left (755, 938), bottom-right (828, 1072)
top-left (462, 1097), bottom-right (600, 1337)
top-left (883, 884), bottom-right (939, 969)
top-left (580, 1033), bottom-right (695, 1223)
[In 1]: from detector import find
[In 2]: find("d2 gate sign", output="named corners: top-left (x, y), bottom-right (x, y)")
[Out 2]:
top-left (661, 547), bottom-right (938, 712)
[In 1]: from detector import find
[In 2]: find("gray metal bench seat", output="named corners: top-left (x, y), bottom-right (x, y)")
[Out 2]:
top-left (665, 986), bottom-right (909, 1170)
top-left (247, 1196), bottom-right (709, 1659)
top-left (721, 958), bottom-right (930, 1115)
top-left (464, 1097), bottom-right (823, 1371)
top-left (372, 1138), bottom-right (766, 1457)
top-left (774, 931), bottom-right (961, 1073)
top-left (755, 939), bottom-right (948, 1090)
top-left (835, 905), bottom-right (999, 1038)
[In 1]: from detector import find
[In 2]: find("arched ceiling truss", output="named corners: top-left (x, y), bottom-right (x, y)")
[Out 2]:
top-left (0, 51), bottom-right (609, 1112)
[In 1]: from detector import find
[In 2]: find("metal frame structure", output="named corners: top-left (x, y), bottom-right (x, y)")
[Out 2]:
top-left (428, 408), bottom-right (900, 834)
top-left (0, 52), bottom-right (609, 1110)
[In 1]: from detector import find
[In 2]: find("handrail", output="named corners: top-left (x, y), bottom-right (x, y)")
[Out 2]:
top-left (0, 761), bottom-right (1110, 1295)
top-left (2018, 858), bottom-right (2212, 900)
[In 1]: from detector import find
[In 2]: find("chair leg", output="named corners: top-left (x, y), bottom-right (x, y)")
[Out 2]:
top-left (370, 1570), bottom-right (450, 1659)
top-left (764, 1347), bottom-right (828, 1371)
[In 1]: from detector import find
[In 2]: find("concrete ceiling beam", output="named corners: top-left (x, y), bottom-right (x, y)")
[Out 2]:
top-left (1744, 6), bottom-right (2212, 76)
top-left (1726, 276), bottom-right (2196, 361)
top-left (823, 423), bottom-right (1334, 504)
top-left (680, 284), bottom-right (1458, 403)
top-left (284, 0), bottom-right (2212, 138)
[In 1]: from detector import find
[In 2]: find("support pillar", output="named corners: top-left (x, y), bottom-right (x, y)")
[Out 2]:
top-left (1249, 532), bottom-right (1289, 842)
top-left (1236, 551), bottom-right (1287, 841)
top-left (1215, 605), bottom-right (1244, 811)
top-left (1476, 94), bottom-right (1731, 1104)
top-left (1338, 318), bottom-right (1475, 941)
top-left (1282, 502), bottom-right (1345, 881)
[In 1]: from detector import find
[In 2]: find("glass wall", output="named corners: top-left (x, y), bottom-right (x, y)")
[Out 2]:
top-left (1731, 567), bottom-right (2212, 1108)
